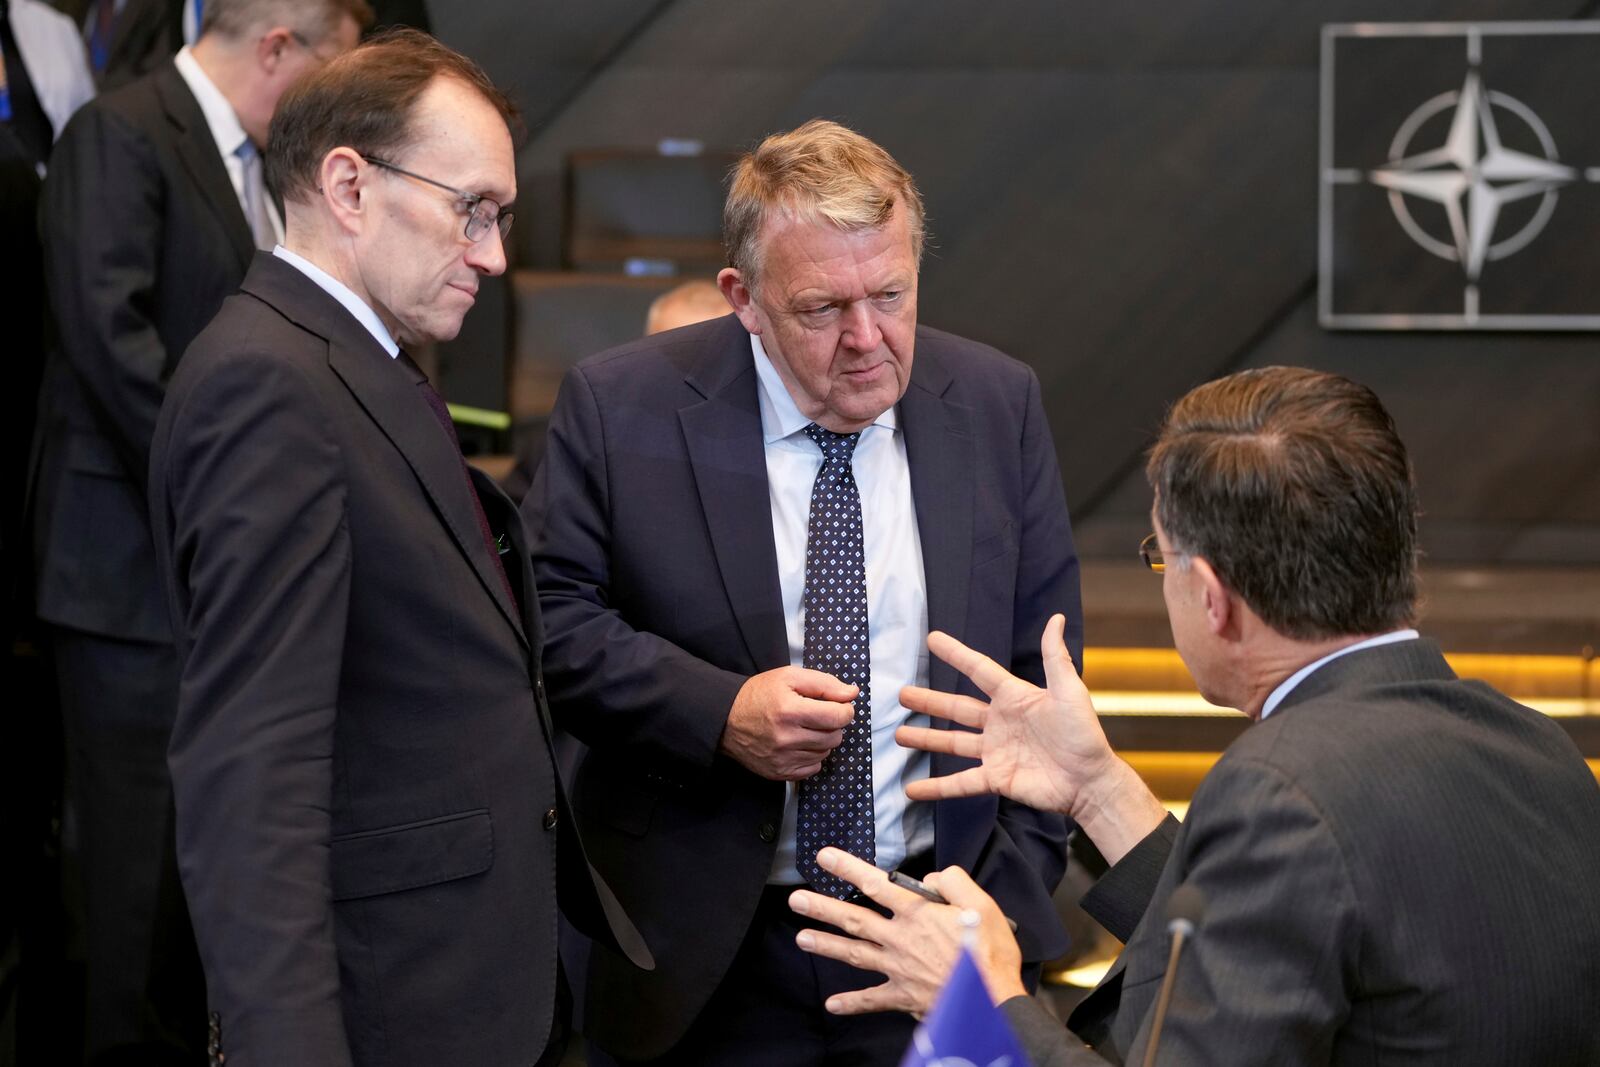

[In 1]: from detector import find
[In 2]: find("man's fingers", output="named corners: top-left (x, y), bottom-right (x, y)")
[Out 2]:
top-left (925, 630), bottom-right (1017, 699)
top-left (1039, 613), bottom-right (1087, 701)
top-left (894, 724), bottom-right (980, 759)
top-left (923, 865), bottom-right (990, 909)
top-left (777, 761), bottom-right (824, 781)
top-left (821, 981), bottom-right (916, 1017)
top-left (789, 668), bottom-right (861, 703)
top-left (788, 886), bottom-right (895, 945)
top-left (904, 766), bottom-right (994, 802)
top-left (792, 926), bottom-right (887, 978)
top-left (900, 685), bottom-right (988, 728)
top-left (813, 848), bottom-right (925, 913)
top-left (789, 696), bottom-right (856, 732)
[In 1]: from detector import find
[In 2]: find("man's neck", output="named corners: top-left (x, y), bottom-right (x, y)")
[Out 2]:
top-left (189, 37), bottom-right (255, 141)
top-left (283, 228), bottom-right (405, 344)
top-left (1236, 632), bottom-right (1381, 720)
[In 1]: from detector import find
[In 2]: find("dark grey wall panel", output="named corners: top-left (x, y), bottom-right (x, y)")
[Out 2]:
top-left (438, 0), bottom-right (1600, 564)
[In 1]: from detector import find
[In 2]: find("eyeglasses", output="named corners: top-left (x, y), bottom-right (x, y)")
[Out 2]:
top-left (1139, 533), bottom-right (1168, 574)
top-left (363, 156), bottom-right (515, 243)
top-left (286, 29), bottom-right (341, 64)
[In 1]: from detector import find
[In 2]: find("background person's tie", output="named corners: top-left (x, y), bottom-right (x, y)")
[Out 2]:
top-left (795, 424), bottom-right (875, 898)
top-left (399, 350), bottom-right (519, 614)
top-left (235, 140), bottom-right (275, 250)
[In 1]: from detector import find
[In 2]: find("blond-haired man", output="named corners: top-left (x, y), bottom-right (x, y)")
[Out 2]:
top-left (526, 119), bottom-right (1083, 1065)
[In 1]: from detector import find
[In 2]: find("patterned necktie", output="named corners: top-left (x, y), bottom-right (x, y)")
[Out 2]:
top-left (795, 424), bottom-right (875, 898)
top-left (235, 140), bottom-right (275, 250)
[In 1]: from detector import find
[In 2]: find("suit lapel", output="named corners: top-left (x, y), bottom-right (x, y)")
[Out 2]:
top-left (343, 350), bottom-right (529, 649)
top-left (241, 256), bottom-right (528, 649)
top-left (155, 63), bottom-right (254, 270)
top-left (900, 345), bottom-right (975, 778)
top-left (678, 321), bottom-right (788, 671)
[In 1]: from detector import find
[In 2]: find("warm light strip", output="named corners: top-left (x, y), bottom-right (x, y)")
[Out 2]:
top-left (1094, 693), bottom-right (1241, 715)
top-left (1093, 692), bottom-right (1597, 717)
top-left (1083, 647), bottom-right (1596, 713)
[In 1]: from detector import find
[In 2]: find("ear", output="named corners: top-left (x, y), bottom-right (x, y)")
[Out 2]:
top-left (319, 147), bottom-right (366, 236)
top-left (1189, 556), bottom-right (1236, 638)
top-left (718, 267), bottom-right (762, 335)
top-left (256, 26), bottom-right (295, 73)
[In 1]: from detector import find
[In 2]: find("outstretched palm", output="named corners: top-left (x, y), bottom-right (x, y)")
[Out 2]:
top-left (897, 614), bottom-right (1117, 816)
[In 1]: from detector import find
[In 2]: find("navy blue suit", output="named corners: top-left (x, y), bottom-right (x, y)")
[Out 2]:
top-left (525, 314), bottom-right (1082, 1060)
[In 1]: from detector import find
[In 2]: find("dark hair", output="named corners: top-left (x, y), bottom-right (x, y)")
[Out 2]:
top-left (1146, 366), bottom-right (1419, 640)
top-left (266, 27), bottom-right (518, 205)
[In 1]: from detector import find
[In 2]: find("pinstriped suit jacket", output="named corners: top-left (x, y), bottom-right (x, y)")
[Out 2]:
top-left (1006, 638), bottom-right (1600, 1066)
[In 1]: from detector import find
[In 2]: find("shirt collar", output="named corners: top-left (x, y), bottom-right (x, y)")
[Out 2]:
top-left (173, 46), bottom-right (252, 162)
top-left (750, 332), bottom-right (898, 444)
top-left (1259, 629), bottom-right (1421, 719)
top-left (271, 245), bottom-right (401, 358)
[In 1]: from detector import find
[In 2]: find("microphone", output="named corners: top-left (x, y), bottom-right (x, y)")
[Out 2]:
top-left (1140, 885), bottom-right (1207, 1067)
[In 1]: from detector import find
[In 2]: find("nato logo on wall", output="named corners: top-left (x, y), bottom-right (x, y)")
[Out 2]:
top-left (1320, 21), bottom-right (1600, 329)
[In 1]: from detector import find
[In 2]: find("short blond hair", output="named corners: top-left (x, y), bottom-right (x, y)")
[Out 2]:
top-left (723, 119), bottom-right (926, 290)
top-left (202, 0), bottom-right (372, 44)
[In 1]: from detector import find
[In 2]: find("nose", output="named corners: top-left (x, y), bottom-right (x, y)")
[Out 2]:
top-left (464, 224), bottom-right (508, 276)
top-left (838, 301), bottom-right (882, 352)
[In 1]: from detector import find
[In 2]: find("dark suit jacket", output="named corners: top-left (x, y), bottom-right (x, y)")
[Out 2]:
top-left (34, 59), bottom-right (253, 642)
top-left (60, 0), bottom-right (181, 91)
top-left (524, 314), bottom-right (1082, 1059)
top-left (1004, 639), bottom-right (1600, 1066)
top-left (149, 254), bottom-right (646, 1067)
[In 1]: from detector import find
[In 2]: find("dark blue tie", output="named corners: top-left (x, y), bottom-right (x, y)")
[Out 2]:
top-left (796, 424), bottom-right (875, 898)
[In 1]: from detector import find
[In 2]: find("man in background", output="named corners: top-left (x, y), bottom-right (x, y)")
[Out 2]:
top-left (643, 278), bottom-right (727, 336)
top-left (32, 1), bottom-right (365, 1058)
top-left (527, 119), bottom-right (1082, 1065)
top-left (796, 366), bottom-right (1600, 1066)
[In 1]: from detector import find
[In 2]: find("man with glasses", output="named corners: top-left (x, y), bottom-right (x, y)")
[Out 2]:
top-left (146, 27), bottom-right (647, 1067)
top-left (788, 366), bottom-right (1600, 1065)
top-left (33, 1), bottom-right (365, 1060)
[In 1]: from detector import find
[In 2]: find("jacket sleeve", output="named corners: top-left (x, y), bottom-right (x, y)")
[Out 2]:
top-left (160, 349), bottom-right (355, 1066)
top-left (525, 364), bottom-right (745, 772)
top-left (43, 101), bottom-right (172, 488)
top-left (1110, 758), bottom-right (1357, 1066)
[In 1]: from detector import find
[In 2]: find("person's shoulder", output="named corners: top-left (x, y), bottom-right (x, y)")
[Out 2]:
top-left (914, 323), bottom-right (1037, 391)
top-left (56, 63), bottom-right (171, 146)
top-left (176, 289), bottom-right (322, 389)
top-left (575, 313), bottom-right (746, 389)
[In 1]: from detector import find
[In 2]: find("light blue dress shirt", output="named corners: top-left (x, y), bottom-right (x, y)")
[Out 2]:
top-left (1259, 629), bottom-right (1421, 719)
top-left (750, 335), bottom-right (935, 884)
top-left (271, 245), bottom-right (399, 358)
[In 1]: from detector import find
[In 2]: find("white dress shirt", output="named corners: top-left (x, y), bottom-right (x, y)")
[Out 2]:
top-left (11, 0), bottom-right (94, 148)
top-left (751, 334), bottom-right (935, 884)
top-left (1259, 629), bottom-right (1421, 720)
top-left (272, 245), bottom-right (399, 358)
top-left (173, 45), bottom-right (284, 245)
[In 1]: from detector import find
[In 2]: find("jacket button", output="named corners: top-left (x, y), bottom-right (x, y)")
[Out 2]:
top-left (757, 821), bottom-right (777, 843)
top-left (543, 807), bottom-right (558, 831)
top-left (535, 676), bottom-right (546, 701)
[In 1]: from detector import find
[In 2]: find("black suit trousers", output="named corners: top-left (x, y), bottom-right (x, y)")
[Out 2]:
top-left (52, 628), bottom-right (203, 1063)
